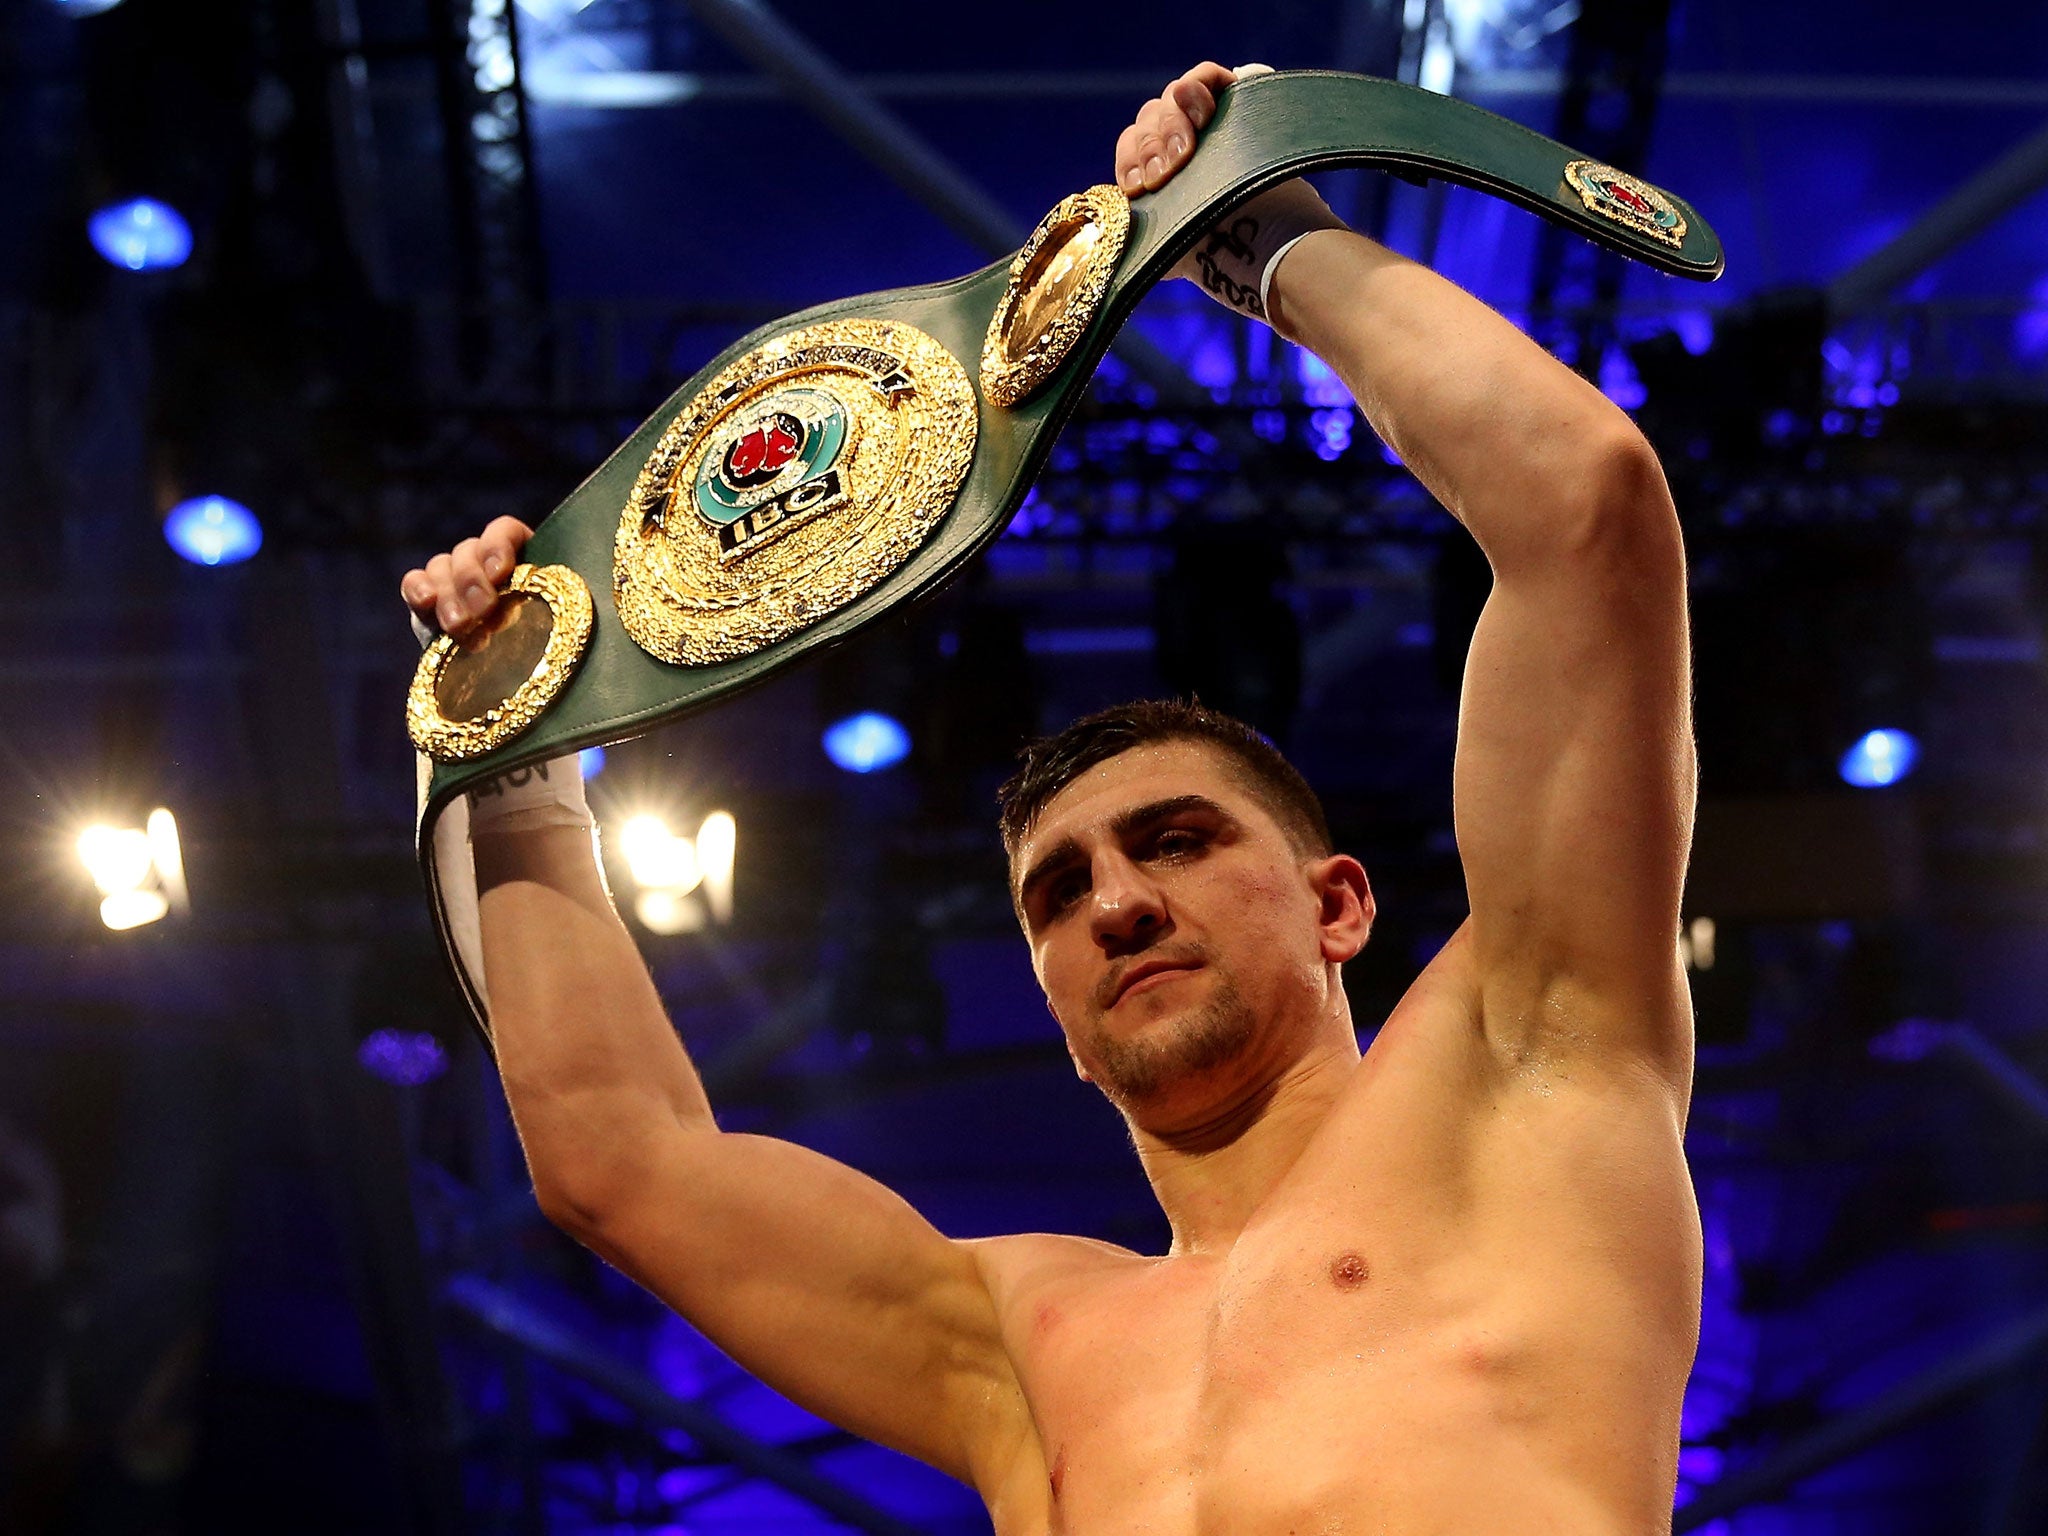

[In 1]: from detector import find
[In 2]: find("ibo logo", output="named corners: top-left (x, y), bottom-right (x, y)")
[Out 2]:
top-left (692, 385), bottom-right (851, 559)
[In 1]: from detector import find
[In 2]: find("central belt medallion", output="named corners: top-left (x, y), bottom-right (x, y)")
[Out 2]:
top-left (615, 318), bottom-right (977, 665)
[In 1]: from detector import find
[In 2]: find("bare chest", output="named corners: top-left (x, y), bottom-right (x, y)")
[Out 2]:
top-left (1009, 1220), bottom-right (1453, 1534)
top-left (985, 974), bottom-right (1699, 1533)
top-left (989, 1107), bottom-right (1698, 1534)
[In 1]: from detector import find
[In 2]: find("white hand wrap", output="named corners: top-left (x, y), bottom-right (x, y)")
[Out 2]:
top-left (1169, 65), bottom-right (1349, 330)
top-left (464, 757), bottom-right (592, 839)
top-left (1172, 178), bottom-right (1346, 328)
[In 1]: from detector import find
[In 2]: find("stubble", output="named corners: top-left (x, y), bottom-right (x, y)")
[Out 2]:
top-left (1082, 971), bottom-right (1259, 1109)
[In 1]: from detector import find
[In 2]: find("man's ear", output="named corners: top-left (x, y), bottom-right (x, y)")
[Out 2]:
top-left (1310, 854), bottom-right (1374, 963)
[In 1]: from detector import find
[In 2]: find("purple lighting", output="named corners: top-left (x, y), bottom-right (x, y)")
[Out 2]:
top-left (1671, 310), bottom-right (1715, 357)
top-left (357, 1027), bottom-right (448, 1085)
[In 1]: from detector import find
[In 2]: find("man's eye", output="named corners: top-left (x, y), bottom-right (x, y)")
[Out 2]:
top-left (1046, 873), bottom-right (1087, 912)
top-left (1151, 828), bottom-right (1202, 857)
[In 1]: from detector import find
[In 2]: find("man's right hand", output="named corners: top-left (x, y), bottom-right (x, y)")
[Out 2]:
top-left (399, 516), bottom-right (533, 637)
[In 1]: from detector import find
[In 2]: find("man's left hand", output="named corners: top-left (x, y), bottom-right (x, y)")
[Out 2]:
top-left (1114, 60), bottom-right (1241, 195)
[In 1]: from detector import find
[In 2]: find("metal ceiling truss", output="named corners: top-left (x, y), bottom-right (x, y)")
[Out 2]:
top-left (1676, 1302), bottom-right (2048, 1532)
top-left (677, 0), bottom-right (1198, 404)
top-left (1826, 116), bottom-right (2048, 314)
top-left (434, 0), bottom-right (550, 388)
top-left (1527, 0), bottom-right (1673, 366)
top-left (446, 1276), bottom-right (924, 1534)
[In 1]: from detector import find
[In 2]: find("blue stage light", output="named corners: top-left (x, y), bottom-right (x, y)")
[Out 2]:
top-left (823, 711), bottom-right (910, 773)
top-left (1671, 310), bottom-right (1715, 357)
top-left (1188, 335), bottom-right (1237, 393)
top-left (46, 0), bottom-right (128, 14)
top-left (578, 745), bottom-right (606, 779)
top-left (164, 496), bottom-right (262, 566)
top-left (357, 1027), bottom-right (448, 1086)
top-left (1296, 349), bottom-right (1351, 407)
top-left (1839, 728), bottom-right (1919, 789)
top-left (1598, 345), bottom-right (1647, 410)
top-left (88, 197), bottom-right (193, 271)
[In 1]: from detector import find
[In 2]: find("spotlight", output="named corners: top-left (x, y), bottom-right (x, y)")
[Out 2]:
top-left (578, 745), bottom-right (607, 780)
top-left (614, 809), bottom-right (737, 931)
top-left (78, 825), bottom-right (152, 894)
top-left (822, 712), bottom-right (910, 774)
top-left (1681, 916), bottom-right (1717, 972)
top-left (88, 197), bottom-right (192, 271)
top-left (78, 814), bottom-right (185, 931)
top-left (146, 807), bottom-right (188, 913)
top-left (696, 810), bottom-right (735, 924)
top-left (513, 0), bottom-right (602, 19)
top-left (619, 814), bottom-right (702, 894)
top-left (45, 0), bottom-right (128, 14)
top-left (1839, 728), bottom-right (1920, 789)
top-left (164, 495), bottom-right (262, 566)
top-left (634, 889), bottom-right (705, 936)
top-left (99, 890), bottom-right (169, 931)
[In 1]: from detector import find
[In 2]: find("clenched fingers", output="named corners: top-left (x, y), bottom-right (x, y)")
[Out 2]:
top-left (1116, 62), bottom-right (1236, 195)
top-left (399, 515), bottom-right (533, 634)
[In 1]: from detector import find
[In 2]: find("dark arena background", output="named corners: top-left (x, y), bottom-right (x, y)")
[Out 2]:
top-left (3, 1), bottom-right (2047, 1531)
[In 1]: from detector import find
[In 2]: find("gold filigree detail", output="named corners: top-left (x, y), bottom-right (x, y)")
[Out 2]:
top-left (1563, 160), bottom-right (1687, 249)
top-left (407, 563), bottom-right (594, 761)
top-left (980, 184), bottom-right (1130, 408)
top-left (614, 318), bottom-right (977, 666)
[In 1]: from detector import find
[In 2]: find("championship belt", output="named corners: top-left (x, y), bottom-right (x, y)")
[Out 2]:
top-left (412, 69), bottom-right (1722, 1040)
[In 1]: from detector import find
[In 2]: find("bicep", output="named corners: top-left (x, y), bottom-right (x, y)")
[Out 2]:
top-left (1452, 449), bottom-right (1695, 1066)
top-left (564, 1127), bottom-right (1025, 1489)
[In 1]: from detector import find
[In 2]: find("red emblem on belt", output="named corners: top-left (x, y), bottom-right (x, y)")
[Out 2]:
top-left (1605, 180), bottom-right (1652, 216)
top-left (725, 413), bottom-right (803, 486)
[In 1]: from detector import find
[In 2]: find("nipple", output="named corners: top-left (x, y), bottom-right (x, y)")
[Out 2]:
top-left (1328, 1251), bottom-right (1370, 1290)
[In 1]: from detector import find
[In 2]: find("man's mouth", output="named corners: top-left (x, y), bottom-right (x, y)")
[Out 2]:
top-left (1104, 956), bottom-right (1203, 1009)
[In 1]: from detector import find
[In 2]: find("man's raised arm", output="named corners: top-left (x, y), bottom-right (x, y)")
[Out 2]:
top-left (1276, 233), bottom-right (1694, 1078)
top-left (401, 530), bottom-right (1036, 1499)
top-left (1135, 66), bottom-right (1695, 1082)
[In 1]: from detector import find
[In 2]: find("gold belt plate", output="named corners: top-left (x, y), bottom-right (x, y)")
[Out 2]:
top-left (614, 318), bottom-right (977, 666)
top-left (407, 563), bottom-right (595, 761)
top-left (980, 184), bottom-right (1130, 409)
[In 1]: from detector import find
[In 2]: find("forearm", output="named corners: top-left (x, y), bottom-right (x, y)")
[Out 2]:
top-left (1268, 228), bottom-right (1660, 568)
top-left (473, 824), bottom-right (715, 1200)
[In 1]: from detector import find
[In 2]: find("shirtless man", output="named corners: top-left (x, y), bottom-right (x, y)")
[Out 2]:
top-left (402, 62), bottom-right (1700, 1534)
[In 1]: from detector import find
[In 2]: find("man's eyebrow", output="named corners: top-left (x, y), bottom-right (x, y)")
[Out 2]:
top-left (1016, 834), bottom-right (1082, 908)
top-left (1109, 793), bottom-right (1230, 839)
top-left (1015, 794), bottom-right (1234, 907)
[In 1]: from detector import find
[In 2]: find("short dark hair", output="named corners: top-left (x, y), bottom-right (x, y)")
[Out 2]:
top-left (996, 699), bottom-right (1334, 865)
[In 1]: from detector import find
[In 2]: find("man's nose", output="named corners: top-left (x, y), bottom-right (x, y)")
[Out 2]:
top-left (1088, 854), bottom-right (1169, 952)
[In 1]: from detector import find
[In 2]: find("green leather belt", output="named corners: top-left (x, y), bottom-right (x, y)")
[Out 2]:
top-left (414, 68), bottom-right (1722, 1037)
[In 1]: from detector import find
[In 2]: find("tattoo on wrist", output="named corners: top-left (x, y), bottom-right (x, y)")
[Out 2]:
top-left (1194, 252), bottom-right (1265, 317)
top-left (1191, 215), bottom-right (1268, 318)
